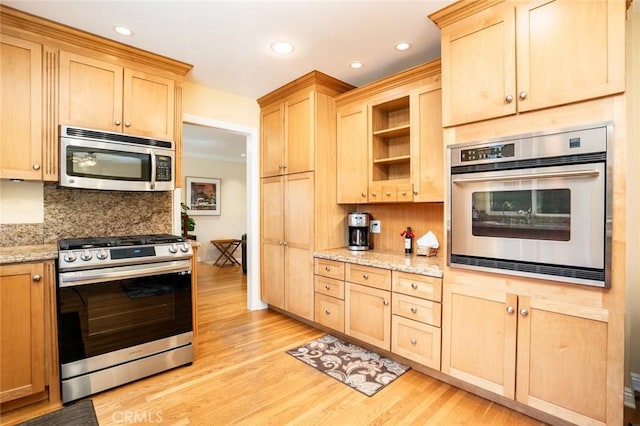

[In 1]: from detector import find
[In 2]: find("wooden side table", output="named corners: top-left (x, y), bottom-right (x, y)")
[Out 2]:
top-left (210, 239), bottom-right (242, 267)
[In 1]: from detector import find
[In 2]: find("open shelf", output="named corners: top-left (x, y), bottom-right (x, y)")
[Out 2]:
top-left (371, 96), bottom-right (411, 183)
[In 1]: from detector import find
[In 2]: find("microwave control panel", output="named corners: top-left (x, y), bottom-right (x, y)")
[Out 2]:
top-left (460, 143), bottom-right (515, 163)
top-left (156, 155), bottom-right (172, 181)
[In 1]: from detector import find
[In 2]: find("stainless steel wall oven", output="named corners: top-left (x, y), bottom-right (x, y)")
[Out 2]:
top-left (57, 234), bottom-right (193, 403)
top-left (447, 123), bottom-right (612, 287)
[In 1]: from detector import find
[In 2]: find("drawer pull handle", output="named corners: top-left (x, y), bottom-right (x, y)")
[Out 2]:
top-left (325, 309), bottom-right (331, 315)
top-left (401, 191), bottom-right (406, 196)
top-left (385, 191), bottom-right (391, 196)
top-left (383, 299), bottom-right (389, 306)
top-left (361, 192), bottom-right (366, 198)
top-left (411, 283), bottom-right (418, 290)
top-left (325, 266), bottom-right (331, 271)
top-left (410, 338), bottom-right (417, 345)
top-left (32, 274), bottom-right (41, 282)
top-left (325, 284), bottom-right (331, 290)
top-left (362, 273), bottom-right (369, 279)
top-left (410, 307), bottom-right (417, 314)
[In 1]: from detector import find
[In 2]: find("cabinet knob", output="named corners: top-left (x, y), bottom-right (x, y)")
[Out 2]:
top-left (362, 273), bottom-right (369, 279)
top-left (411, 283), bottom-right (418, 290)
top-left (519, 91), bottom-right (527, 100)
top-left (383, 299), bottom-right (389, 306)
top-left (32, 274), bottom-right (41, 282)
top-left (401, 191), bottom-right (406, 196)
top-left (410, 338), bottom-right (417, 345)
top-left (371, 192), bottom-right (377, 197)
top-left (32, 164), bottom-right (40, 171)
top-left (361, 192), bottom-right (366, 198)
top-left (282, 241), bottom-right (288, 246)
top-left (115, 120), bottom-right (122, 126)
top-left (506, 306), bottom-right (515, 314)
top-left (410, 307), bottom-right (417, 314)
top-left (385, 191), bottom-right (391, 196)
top-left (519, 308), bottom-right (529, 317)
top-left (505, 95), bottom-right (514, 104)
top-left (325, 309), bottom-right (331, 315)
top-left (325, 284), bottom-right (331, 290)
top-left (282, 164), bottom-right (287, 169)
top-left (125, 121), bottom-right (131, 127)
top-left (413, 190), bottom-right (418, 196)
top-left (325, 266), bottom-right (331, 271)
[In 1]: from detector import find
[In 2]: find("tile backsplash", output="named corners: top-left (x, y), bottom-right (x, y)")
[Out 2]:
top-left (1, 184), bottom-right (173, 246)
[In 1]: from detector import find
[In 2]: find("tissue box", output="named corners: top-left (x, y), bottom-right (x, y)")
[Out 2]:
top-left (417, 246), bottom-right (438, 257)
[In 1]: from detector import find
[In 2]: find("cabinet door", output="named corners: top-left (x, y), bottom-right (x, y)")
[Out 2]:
top-left (285, 91), bottom-right (314, 175)
top-left (123, 69), bottom-right (175, 140)
top-left (516, 297), bottom-right (609, 424)
top-left (59, 51), bottom-right (123, 132)
top-left (336, 103), bottom-right (368, 203)
top-left (260, 102), bottom-right (285, 177)
top-left (440, 4), bottom-right (516, 126)
top-left (283, 172), bottom-right (314, 320)
top-left (0, 35), bottom-right (42, 180)
top-left (411, 86), bottom-right (443, 202)
top-left (442, 283), bottom-right (517, 398)
top-left (260, 176), bottom-right (284, 308)
top-left (345, 282), bottom-right (391, 350)
top-left (0, 263), bottom-right (45, 403)
top-left (516, 0), bottom-right (625, 113)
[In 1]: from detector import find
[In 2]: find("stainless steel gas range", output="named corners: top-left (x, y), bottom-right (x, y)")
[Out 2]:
top-left (57, 234), bottom-right (193, 403)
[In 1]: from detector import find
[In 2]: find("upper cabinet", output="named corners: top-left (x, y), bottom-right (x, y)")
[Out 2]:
top-left (336, 60), bottom-right (443, 204)
top-left (258, 71), bottom-right (354, 178)
top-left (60, 51), bottom-right (175, 141)
top-left (0, 34), bottom-right (43, 181)
top-left (430, 0), bottom-right (626, 127)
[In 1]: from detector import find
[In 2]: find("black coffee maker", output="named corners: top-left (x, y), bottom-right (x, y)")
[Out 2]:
top-left (348, 212), bottom-right (370, 251)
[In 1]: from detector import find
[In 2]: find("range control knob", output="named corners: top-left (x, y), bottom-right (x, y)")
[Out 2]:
top-left (64, 252), bottom-right (77, 263)
top-left (180, 243), bottom-right (190, 253)
top-left (80, 250), bottom-right (93, 261)
top-left (96, 249), bottom-right (109, 260)
top-left (168, 244), bottom-right (178, 254)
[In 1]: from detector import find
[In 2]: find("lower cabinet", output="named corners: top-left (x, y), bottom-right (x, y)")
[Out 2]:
top-left (0, 261), bottom-right (58, 408)
top-left (345, 282), bottom-right (391, 350)
top-left (442, 281), bottom-right (610, 425)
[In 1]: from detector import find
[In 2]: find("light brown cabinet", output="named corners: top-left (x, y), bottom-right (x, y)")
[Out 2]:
top-left (0, 261), bottom-right (58, 409)
top-left (431, 0), bottom-right (625, 127)
top-left (344, 264), bottom-right (391, 350)
top-left (60, 51), bottom-right (175, 140)
top-left (442, 282), bottom-right (611, 425)
top-left (314, 259), bottom-right (346, 332)
top-left (261, 172), bottom-right (315, 320)
top-left (0, 34), bottom-right (43, 181)
top-left (336, 102), bottom-right (368, 204)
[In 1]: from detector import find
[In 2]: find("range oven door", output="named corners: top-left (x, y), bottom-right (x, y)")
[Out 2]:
top-left (450, 162), bottom-right (607, 286)
top-left (57, 260), bottom-right (192, 378)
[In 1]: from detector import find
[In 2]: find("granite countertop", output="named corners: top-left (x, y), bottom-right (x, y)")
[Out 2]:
top-left (0, 244), bottom-right (58, 265)
top-left (314, 248), bottom-right (444, 278)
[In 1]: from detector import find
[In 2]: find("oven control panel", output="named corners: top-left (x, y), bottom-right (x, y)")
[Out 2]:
top-left (460, 143), bottom-right (515, 162)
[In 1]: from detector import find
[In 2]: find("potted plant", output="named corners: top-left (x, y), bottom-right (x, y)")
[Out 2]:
top-left (181, 202), bottom-right (196, 237)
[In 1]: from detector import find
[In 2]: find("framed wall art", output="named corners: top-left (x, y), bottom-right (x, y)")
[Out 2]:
top-left (185, 177), bottom-right (221, 215)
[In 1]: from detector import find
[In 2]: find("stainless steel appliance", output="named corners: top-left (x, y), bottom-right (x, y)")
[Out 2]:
top-left (448, 122), bottom-right (612, 287)
top-left (57, 234), bottom-right (193, 403)
top-left (348, 212), bottom-right (371, 251)
top-left (59, 125), bottom-right (174, 191)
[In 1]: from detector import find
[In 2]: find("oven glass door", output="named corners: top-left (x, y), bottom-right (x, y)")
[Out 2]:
top-left (58, 263), bottom-right (192, 365)
top-left (451, 162), bottom-right (605, 270)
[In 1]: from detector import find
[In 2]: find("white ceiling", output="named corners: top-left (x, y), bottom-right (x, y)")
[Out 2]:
top-left (4, 0), bottom-right (454, 161)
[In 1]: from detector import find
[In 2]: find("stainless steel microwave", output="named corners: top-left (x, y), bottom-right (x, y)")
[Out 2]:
top-left (59, 126), bottom-right (174, 191)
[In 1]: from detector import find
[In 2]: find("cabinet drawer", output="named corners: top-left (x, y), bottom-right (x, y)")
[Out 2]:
top-left (392, 315), bottom-right (441, 370)
top-left (314, 275), bottom-right (344, 299)
top-left (392, 293), bottom-right (441, 327)
top-left (314, 259), bottom-right (345, 280)
top-left (346, 264), bottom-right (391, 291)
top-left (392, 271), bottom-right (442, 302)
top-left (315, 293), bottom-right (344, 333)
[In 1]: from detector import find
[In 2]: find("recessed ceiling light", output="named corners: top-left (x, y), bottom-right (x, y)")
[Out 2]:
top-left (113, 25), bottom-right (134, 36)
top-left (271, 41), bottom-right (294, 54)
top-left (395, 41), bottom-right (412, 51)
top-left (350, 61), bottom-right (363, 69)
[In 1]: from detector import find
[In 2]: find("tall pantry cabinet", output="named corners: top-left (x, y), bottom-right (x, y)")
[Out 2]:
top-left (259, 71), bottom-right (353, 321)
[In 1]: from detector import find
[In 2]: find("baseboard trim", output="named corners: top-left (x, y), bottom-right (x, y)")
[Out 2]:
top-left (632, 372), bottom-right (640, 392)
top-left (625, 387), bottom-right (637, 409)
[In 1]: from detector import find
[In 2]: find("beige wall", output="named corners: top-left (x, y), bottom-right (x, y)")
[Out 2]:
top-left (183, 81), bottom-right (260, 129)
top-left (626, 0), bottom-right (640, 387)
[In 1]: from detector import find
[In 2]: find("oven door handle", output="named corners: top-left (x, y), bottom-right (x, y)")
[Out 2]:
top-left (59, 260), bottom-right (191, 287)
top-left (451, 169), bottom-right (600, 184)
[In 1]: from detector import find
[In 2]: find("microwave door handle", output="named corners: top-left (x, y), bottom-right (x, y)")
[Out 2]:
top-left (452, 169), bottom-right (600, 184)
top-left (150, 150), bottom-right (156, 190)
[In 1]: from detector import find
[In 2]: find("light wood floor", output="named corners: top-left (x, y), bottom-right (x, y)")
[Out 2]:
top-left (6, 263), bottom-right (637, 425)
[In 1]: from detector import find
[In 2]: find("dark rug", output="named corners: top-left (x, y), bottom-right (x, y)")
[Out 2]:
top-left (19, 399), bottom-right (98, 426)
top-left (286, 334), bottom-right (410, 397)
